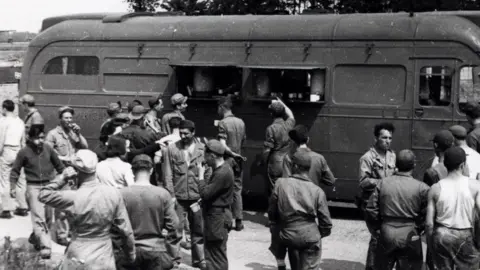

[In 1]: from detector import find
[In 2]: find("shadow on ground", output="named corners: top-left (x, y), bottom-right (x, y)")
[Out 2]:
top-left (245, 259), bottom-right (365, 270)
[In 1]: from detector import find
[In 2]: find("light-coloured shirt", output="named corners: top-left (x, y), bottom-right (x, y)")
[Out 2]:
top-left (462, 145), bottom-right (480, 180)
top-left (436, 176), bottom-right (475, 229)
top-left (96, 157), bottom-right (134, 189)
top-left (0, 115), bottom-right (25, 153)
top-left (46, 126), bottom-right (88, 160)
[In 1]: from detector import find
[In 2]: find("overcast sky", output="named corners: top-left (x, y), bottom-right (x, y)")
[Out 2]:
top-left (0, 0), bottom-right (130, 32)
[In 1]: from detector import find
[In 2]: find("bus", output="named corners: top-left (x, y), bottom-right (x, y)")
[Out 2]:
top-left (19, 11), bottom-right (480, 206)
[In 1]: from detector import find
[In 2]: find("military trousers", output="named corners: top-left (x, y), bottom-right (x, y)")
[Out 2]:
top-left (232, 172), bottom-right (243, 220)
top-left (174, 200), bottom-right (205, 266)
top-left (204, 207), bottom-right (232, 270)
top-left (26, 184), bottom-right (51, 250)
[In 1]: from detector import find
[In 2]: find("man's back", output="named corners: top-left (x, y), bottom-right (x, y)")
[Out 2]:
top-left (283, 148), bottom-right (335, 186)
top-left (377, 173), bottom-right (429, 220)
top-left (121, 185), bottom-right (177, 250)
top-left (424, 163), bottom-right (448, 187)
top-left (120, 124), bottom-right (159, 150)
top-left (218, 115), bottom-right (246, 154)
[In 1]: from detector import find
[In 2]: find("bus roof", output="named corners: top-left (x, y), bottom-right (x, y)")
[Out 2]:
top-left (31, 12), bottom-right (480, 52)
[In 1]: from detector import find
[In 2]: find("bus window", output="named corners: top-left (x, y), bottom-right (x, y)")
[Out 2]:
top-left (43, 56), bottom-right (99, 75)
top-left (250, 68), bottom-right (326, 102)
top-left (175, 66), bottom-right (242, 98)
top-left (459, 66), bottom-right (480, 105)
top-left (419, 66), bottom-right (452, 106)
top-left (333, 65), bottom-right (406, 105)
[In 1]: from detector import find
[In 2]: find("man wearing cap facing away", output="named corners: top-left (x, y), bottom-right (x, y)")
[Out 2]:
top-left (162, 93), bottom-right (187, 135)
top-left (163, 119), bottom-right (210, 270)
top-left (262, 97), bottom-right (295, 196)
top-left (45, 105), bottom-right (88, 246)
top-left (197, 140), bottom-right (234, 270)
top-left (38, 149), bottom-right (136, 270)
top-left (216, 95), bottom-right (246, 231)
top-left (366, 150), bottom-right (429, 270)
top-left (268, 150), bottom-right (332, 270)
top-left (19, 94), bottom-right (44, 135)
top-left (423, 130), bottom-right (455, 187)
top-left (115, 154), bottom-right (178, 270)
top-left (358, 122), bottom-right (396, 270)
top-left (450, 125), bottom-right (480, 180)
top-left (283, 125), bottom-right (335, 187)
top-left (99, 101), bottom-right (122, 145)
top-left (426, 146), bottom-right (480, 269)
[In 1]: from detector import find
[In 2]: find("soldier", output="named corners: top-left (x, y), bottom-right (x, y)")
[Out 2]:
top-left (145, 97), bottom-right (164, 134)
top-left (366, 150), bottom-right (429, 270)
top-left (268, 150), bottom-right (332, 270)
top-left (282, 125), bottom-right (335, 187)
top-left (0, 100), bottom-right (25, 218)
top-left (263, 98), bottom-right (295, 195)
top-left (45, 106), bottom-right (88, 245)
top-left (449, 125), bottom-right (480, 180)
top-left (38, 150), bottom-right (135, 269)
top-left (426, 147), bottom-right (480, 268)
top-left (10, 124), bottom-right (65, 258)
top-left (198, 140), bottom-right (234, 270)
top-left (163, 120), bottom-right (210, 270)
top-left (216, 95), bottom-right (246, 231)
top-left (19, 94), bottom-right (44, 134)
top-left (423, 130), bottom-right (455, 186)
top-left (358, 122), bottom-right (396, 270)
top-left (162, 93), bottom-right (187, 135)
top-left (116, 154), bottom-right (178, 270)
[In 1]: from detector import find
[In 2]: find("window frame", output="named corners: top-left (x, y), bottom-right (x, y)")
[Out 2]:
top-left (418, 65), bottom-right (454, 108)
top-left (42, 56), bottom-right (100, 76)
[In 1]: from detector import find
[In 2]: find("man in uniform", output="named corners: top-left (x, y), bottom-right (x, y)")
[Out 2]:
top-left (426, 147), bottom-right (480, 268)
top-left (282, 125), bottom-right (335, 187)
top-left (38, 150), bottom-right (136, 269)
top-left (268, 150), bottom-right (332, 270)
top-left (45, 106), bottom-right (88, 245)
top-left (423, 130), bottom-right (455, 186)
top-left (162, 94), bottom-right (187, 135)
top-left (366, 150), bottom-right (429, 269)
top-left (263, 98), bottom-right (295, 196)
top-left (0, 100), bottom-right (25, 218)
top-left (358, 122), bottom-right (396, 270)
top-left (163, 120), bottom-right (210, 270)
top-left (198, 140), bottom-right (234, 270)
top-left (145, 98), bottom-right (164, 134)
top-left (116, 154), bottom-right (178, 270)
top-left (216, 95), bottom-right (246, 231)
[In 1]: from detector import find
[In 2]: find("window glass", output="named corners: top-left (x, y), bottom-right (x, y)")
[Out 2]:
top-left (176, 66), bottom-right (242, 98)
top-left (419, 66), bottom-right (452, 106)
top-left (43, 56), bottom-right (99, 75)
top-left (459, 66), bottom-right (480, 104)
top-left (250, 68), bottom-right (325, 102)
top-left (333, 65), bottom-right (406, 105)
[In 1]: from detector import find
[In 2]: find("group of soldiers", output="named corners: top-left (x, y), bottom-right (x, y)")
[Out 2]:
top-left (356, 101), bottom-right (480, 270)
top-left (4, 89), bottom-right (480, 270)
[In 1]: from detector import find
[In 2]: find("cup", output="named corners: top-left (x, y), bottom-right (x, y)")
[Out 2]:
top-left (190, 202), bottom-right (201, 213)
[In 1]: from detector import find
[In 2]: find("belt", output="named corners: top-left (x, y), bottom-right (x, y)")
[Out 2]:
top-left (383, 216), bottom-right (416, 224)
top-left (435, 223), bottom-right (472, 231)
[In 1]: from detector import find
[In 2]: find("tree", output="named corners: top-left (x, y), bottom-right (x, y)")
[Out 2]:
top-left (160, 0), bottom-right (208, 15)
top-left (125, 0), bottom-right (161, 12)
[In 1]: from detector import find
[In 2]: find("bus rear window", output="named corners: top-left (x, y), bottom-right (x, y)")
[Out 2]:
top-left (333, 65), bottom-right (406, 105)
top-left (43, 56), bottom-right (99, 75)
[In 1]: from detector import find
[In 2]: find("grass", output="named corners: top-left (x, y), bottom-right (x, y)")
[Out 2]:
top-left (0, 236), bottom-right (60, 270)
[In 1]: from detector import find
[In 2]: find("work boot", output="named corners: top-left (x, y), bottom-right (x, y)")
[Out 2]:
top-left (14, 208), bottom-right (29, 217)
top-left (235, 219), bottom-right (244, 231)
top-left (39, 248), bottom-right (51, 259)
top-left (0, 211), bottom-right (13, 219)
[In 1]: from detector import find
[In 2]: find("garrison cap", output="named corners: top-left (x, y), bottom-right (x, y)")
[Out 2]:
top-left (268, 101), bottom-right (285, 114)
top-left (433, 130), bottom-right (454, 151)
top-left (292, 150), bottom-right (312, 169)
top-left (444, 146), bottom-right (466, 171)
top-left (171, 93), bottom-right (187, 106)
top-left (288, 125), bottom-right (309, 144)
top-left (129, 105), bottom-right (147, 120)
top-left (58, 106), bottom-right (74, 118)
top-left (19, 94), bottom-right (35, 104)
top-left (132, 154), bottom-right (153, 166)
top-left (206, 139), bottom-right (226, 155)
top-left (449, 125), bottom-right (468, 140)
top-left (71, 149), bottom-right (98, 174)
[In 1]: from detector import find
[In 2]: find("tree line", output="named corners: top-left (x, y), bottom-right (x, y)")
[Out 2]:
top-left (125, 0), bottom-right (480, 15)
